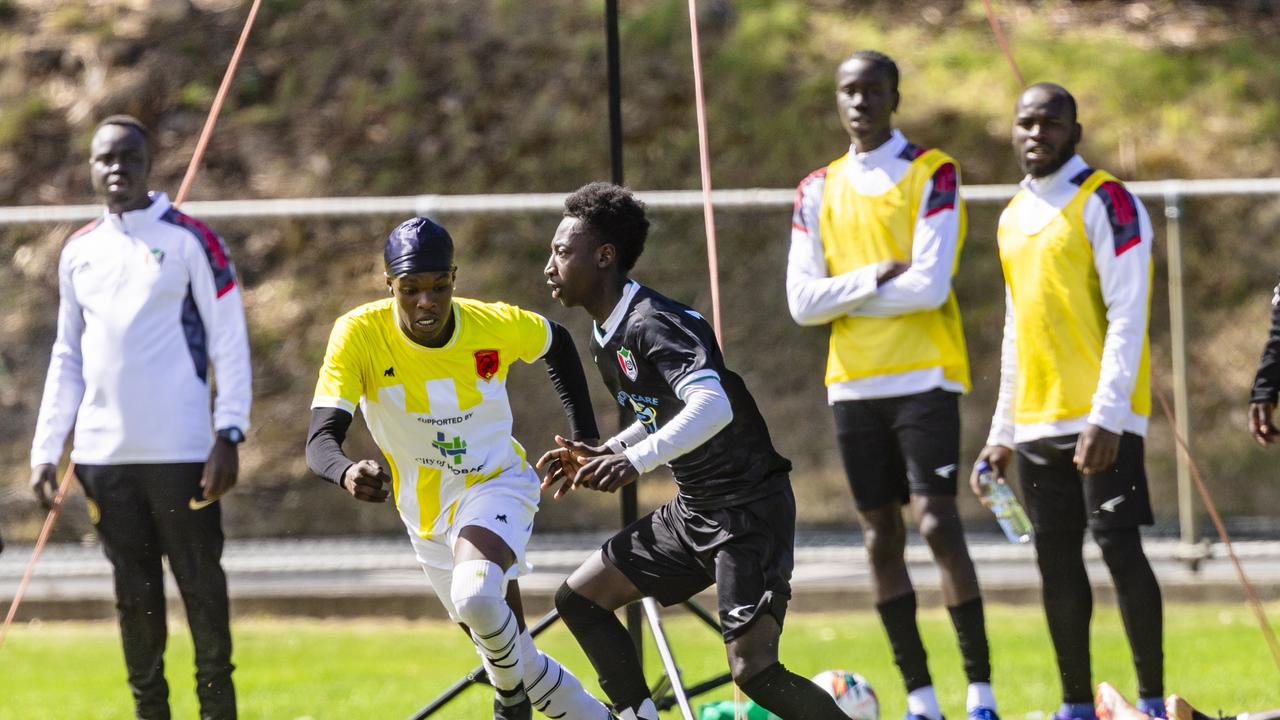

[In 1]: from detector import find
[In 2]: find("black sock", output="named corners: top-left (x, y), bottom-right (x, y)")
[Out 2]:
top-left (948, 596), bottom-right (991, 684)
top-left (1095, 528), bottom-right (1164, 699)
top-left (554, 583), bottom-right (650, 712)
top-left (876, 592), bottom-right (932, 691)
top-left (1035, 529), bottom-right (1093, 704)
top-left (738, 662), bottom-right (851, 720)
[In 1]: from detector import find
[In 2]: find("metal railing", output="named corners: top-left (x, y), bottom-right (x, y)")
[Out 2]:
top-left (5, 177), bottom-right (1275, 566)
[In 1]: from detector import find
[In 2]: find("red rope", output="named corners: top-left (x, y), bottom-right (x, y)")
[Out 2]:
top-left (0, 463), bottom-right (76, 650)
top-left (175, 0), bottom-right (264, 206)
top-left (685, 0), bottom-right (724, 348)
top-left (1154, 388), bottom-right (1280, 674)
top-left (981, 0), bottom-right (1025, 88)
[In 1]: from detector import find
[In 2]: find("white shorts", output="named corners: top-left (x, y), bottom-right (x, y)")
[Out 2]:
top-left (407, 467), bottom-right (539, 581)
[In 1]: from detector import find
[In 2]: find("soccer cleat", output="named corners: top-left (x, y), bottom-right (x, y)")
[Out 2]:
top-left (905, 714), bottom-right (946, 720)
top-left (1053, 711), bottom-right (1099, 720)
top-left (969, 708), bottom-right (1001, 720)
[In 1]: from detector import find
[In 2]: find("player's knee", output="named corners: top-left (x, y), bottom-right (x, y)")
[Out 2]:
top-left (727, 645), bottom-right (777, 684)
top-left (863, 524), bottom-right (906, 566)
top-left (450, 560), bottom-right (509, 631)
top-left (1093, 527), bottom-right (1145, 568)
top-left (916, 510), bottom-right (949, 547)
top-left (735, 660), bottom-right (787, 695)
top-left (555, 581), bottom-right (610, 628)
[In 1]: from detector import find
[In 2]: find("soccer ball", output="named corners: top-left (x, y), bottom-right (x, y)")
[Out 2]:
top-left (810, 669), bottom-right (878, 720)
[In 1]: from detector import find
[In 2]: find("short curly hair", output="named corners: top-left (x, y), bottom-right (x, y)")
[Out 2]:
top-left (563, 181), bottom-right (650, 272)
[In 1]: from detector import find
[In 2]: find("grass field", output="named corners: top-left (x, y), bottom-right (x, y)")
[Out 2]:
top-left (1, 603), bottom-right (1276, 719)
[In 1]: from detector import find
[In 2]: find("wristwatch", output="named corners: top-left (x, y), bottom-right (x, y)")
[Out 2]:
top-left (216, 427), bottom-right (245, 445)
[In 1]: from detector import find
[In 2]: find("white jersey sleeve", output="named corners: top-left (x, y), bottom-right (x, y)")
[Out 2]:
top-left (31, 241), bottom-right (89, 467)
top-left (1085, 185), bottom-right (1153, 433)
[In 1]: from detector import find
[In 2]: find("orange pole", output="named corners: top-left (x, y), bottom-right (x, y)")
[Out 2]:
top-left (685, 0), bottom-right (724, 348)
top-left (174, 0), bottom-right (264, 206)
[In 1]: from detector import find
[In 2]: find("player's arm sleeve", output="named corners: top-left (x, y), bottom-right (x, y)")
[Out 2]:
top-left (187, 226), bottom-right (252, 432)
top-left (306, 406), bottom-right (356, 485)
top-left (1251, 279), bottom-right (1280, 404)
top-left (604, 421), bottom-right (651, 453)
top-left (621, 379), bottom-right (733, 474)
top-left (30, 248), bottom-right (87, 467)
top-left (308, 317), bottom-right (370, 484)
top-left (1087, 186), bottom-right (1153, 433)
top-left (785, 173), bottom-right (880, 325)
top-left (540, 320), bottom-right (600, 441)
top-left (854, 163), bottom-right (961, 316)
top-left (986, 286), bottom-right (1018, 448)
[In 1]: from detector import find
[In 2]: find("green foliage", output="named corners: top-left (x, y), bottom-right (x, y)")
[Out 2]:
top-left (0, 95), bottom-right (50, 147)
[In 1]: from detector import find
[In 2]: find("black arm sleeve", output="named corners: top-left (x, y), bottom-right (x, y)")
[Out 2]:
top-left (543, 321), bottom-right (600, 440)
top-left (1252, 281), bottom-right (1280, 404)
top-left (306, 407), bottom-right (357, 485)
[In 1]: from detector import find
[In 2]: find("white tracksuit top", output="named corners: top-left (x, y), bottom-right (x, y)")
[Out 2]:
top-left (30, 192), bottom-right (252, 467)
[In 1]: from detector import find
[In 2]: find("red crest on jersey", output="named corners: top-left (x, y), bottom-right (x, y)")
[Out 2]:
top-left (475, 350), bottom-right (500, 380)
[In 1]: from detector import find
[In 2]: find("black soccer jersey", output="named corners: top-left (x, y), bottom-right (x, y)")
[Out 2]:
top-left (589, 283), bottom-right (792, 509)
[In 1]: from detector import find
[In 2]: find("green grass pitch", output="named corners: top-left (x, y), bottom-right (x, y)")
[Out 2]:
top-left (1, 603), bottom-right (1275, 719)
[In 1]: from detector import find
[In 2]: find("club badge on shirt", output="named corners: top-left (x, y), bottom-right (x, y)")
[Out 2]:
top-left (474, 349), bottom-right (500, 380)
top-left (617, 347), bottom-right (638, 381)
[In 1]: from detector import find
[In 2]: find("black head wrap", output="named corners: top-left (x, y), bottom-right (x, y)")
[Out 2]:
top-left (384, 217), bottom-right (454, 277)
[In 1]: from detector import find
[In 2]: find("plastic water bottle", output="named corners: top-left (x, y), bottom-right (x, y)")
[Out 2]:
top-left (976, 460), bottom-right (1033, 544)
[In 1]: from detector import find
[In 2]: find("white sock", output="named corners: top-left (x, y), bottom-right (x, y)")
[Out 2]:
top-left (967, 682), bottom-right (997, 711)
top-left (619, 698), bottom-right (659, 720)
top-left (908, 685), bottom-right (943, 720)
top-left (451, 560), bottom-right (523, 699)
top-left (519, 630), bottom-right (611, 719)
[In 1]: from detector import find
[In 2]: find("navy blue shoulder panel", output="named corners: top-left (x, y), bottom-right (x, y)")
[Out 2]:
top-left (1069, 168), bottom-right (1095, 186)
top-left (160, 208), bottom-right (237, 296)
top-left (897, 143), bottom-right (927, 161)
top-left (923, 162), bottom-right (958, 218)
top-left (1092, 179), bottom-right (1142, 256)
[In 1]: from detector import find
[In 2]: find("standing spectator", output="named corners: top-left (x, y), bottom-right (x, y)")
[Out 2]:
top-left (972, 83), bottom-right (1164, 720)
top-left (787, 50), bottom-right (995, 720)
top-left (30, 115), bottom-right (251, 720)
top-left (1248, 279), bottom-right (1280, 446)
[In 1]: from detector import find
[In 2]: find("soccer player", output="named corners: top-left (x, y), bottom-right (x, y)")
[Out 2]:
top-left (786, 50), bottom-right (994, 720)
top-left (305, 217), bottom-right (613, 720)
top-left (1248, 278), bottom-right (1280, 446)
top-left (30, 115), bottom-right (250, 720)
top-left (971, 83), bottom-right (1164, 720)
top-left (540, 182), bottom-right (850, 720)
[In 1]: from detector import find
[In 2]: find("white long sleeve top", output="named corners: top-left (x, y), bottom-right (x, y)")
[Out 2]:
top-left (30, 192), bottom-right (252, 467)
top-left (786, 129), bottom-right (965, 401)
top-left (987, 155), bottom-right (1154, 447)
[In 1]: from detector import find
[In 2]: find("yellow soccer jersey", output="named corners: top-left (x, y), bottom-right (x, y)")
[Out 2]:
top-left (312, 297), bottom-right (552, 539)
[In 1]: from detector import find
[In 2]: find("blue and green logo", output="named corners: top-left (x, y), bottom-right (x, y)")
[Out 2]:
top-left (433, 432), bottom-right (467, 465)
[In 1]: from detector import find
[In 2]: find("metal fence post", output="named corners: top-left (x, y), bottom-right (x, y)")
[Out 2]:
top-left (1164, 190), bottom-right (1207, 569)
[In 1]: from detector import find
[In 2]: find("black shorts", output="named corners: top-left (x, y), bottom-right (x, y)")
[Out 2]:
top-left (602, 487), bottom-right (796, 642)
top-left (1015, 433), bottom-right (1154, 532)
top-left (832, 388), bottom-right (962, 511)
